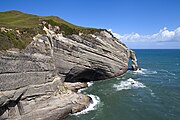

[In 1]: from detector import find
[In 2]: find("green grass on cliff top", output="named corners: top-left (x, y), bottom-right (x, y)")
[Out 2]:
top-left (0, 10), bottom-right (104, 50)
top-left (0, 10), bottom-right (40, 28)
top-left (0, 10), bottom-right (102, 33)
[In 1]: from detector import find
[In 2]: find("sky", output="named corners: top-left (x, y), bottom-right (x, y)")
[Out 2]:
top-left (1, 0), bottom-right (180, 49)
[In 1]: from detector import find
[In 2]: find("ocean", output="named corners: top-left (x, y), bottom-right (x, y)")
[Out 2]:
top-left (66, 49), bottom-right (180, 120)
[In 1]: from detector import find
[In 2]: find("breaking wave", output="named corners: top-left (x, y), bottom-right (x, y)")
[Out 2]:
top-left (113, 78), bottom-right (146, 91)
top-left (133, 68), bottom-right (157, 75)
top-left (72, 94), bottom-right (100, 115)
top-left (87, 81), bottom-right (94, 87)
top-left (78, 81), bottom-right (94, 93)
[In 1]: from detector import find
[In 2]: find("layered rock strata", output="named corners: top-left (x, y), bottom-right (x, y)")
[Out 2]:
top-left (0, 21), bottom-right (138, 119)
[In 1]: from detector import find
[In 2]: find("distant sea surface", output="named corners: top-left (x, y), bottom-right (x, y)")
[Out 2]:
top-left (67, 49), bottom-right (180, 120)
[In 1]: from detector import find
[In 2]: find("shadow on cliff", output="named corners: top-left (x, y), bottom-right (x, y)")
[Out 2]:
top-left (65, 67), bottom-right (110, 82)
top-left (0, 95), bottom-right (23, 117)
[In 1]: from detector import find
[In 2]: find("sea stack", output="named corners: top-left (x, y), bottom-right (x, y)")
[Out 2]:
top-left (129, 50), bottom-right (138, 71)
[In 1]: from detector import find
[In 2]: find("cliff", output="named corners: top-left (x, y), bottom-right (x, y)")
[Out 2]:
top-left (0, 11), bottom-right (138, 119)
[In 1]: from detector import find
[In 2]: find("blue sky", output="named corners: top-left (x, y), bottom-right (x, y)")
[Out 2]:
top-left (1, 0), bottom-right (180, 49)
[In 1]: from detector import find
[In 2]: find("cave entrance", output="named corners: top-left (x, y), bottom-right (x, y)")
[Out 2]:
top-left (129, 50), bottom-right (138, 71)
top-left (128, 59), bottom-right (133, 70)
top-left (65, 67), bottom-right (108, 82)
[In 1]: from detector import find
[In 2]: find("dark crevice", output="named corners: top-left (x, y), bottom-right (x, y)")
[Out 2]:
top-left (0, 91), bottom-right (24, 117)
top-left (65, 67), bottom-right (110, 82)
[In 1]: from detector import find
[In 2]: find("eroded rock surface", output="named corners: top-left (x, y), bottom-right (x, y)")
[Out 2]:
top-left (52, 30), bottom-right (130, 82)
top-left (0, 23), bottom-right (137, 119)
top-left (129, 50), bottom-right (138, 71)
top-left (0, 75), bottom-right (91, 120)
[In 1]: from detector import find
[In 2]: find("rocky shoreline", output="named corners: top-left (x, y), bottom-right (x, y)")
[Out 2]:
top-left (0, 76), bottom-right (92, 120)
top-left (0, 11), bottom-right (138, 120)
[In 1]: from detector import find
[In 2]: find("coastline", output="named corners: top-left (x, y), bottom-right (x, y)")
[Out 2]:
top-left (0, 78), bottom-right (92, 120)
top-left (0, 11), bottom-right (138, 120)
top-left (65, 81), bottom-right (101, 118)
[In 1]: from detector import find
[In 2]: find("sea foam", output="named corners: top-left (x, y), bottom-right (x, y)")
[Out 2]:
top-left (113, 78), bottom-right (146, 91)
top-left (72, 94), bottom-right (100, 115)
top-left (133, 68), bottom-right (157, 75)
top-left (78, 81), bottom-right (94, 93)
top-left (159, 69), bottom-right (176, 76)
top-left (87, 81), bottom-right (94, 87)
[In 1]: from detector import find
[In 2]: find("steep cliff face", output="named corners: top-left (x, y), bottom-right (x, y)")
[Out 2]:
top-left (0, 28), bottom-right (91, 119)
top-left (48, 28), bottom-right (129, 82)
top-left (0, 11), bottom-right (138, 119)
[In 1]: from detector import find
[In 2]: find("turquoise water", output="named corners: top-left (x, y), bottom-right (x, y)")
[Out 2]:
top-left (66, 49), bottom-right (180, 120)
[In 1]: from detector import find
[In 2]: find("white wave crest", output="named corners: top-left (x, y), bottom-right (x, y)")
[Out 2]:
top-left (78, 82), bottom-right (94, 93)
top-left (113, 78), bottom-right (146, 91)
top-left (78, 87), bottom-right (87, 93)
top-left (72, 94), bottom-right (100, 115)
top-left (133, 68), bottom-right (157, 75)
top-left (159, 69), bottom-right (176, 76)
top-left (87, 81), bottom-right (94, 87)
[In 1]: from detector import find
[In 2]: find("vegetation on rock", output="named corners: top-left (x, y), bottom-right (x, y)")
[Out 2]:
top-left (0, 10), bottom-right (104, 50)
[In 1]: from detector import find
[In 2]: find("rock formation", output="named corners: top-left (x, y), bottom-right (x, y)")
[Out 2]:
top-left (0, 11), bottom-right (138, 119)
top-left (129, 50), bottom-right (138, 71)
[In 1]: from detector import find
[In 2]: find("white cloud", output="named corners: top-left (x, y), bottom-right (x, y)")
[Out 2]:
top-left (108, 27), bottom-right (180, 42)
top-left (108, 29), bottom-right (121, 39)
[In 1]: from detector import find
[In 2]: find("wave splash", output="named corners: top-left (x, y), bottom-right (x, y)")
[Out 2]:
top-left (133, 68), bottom-right (157, 75)
top-left (72, 94), bottom-right (100, 115)
top-left (87, 81), bottom-right (94, 87)
top-left (113, 78), bottom-right (146, 91)
top-left (78, 81), bottom-right (94, 93)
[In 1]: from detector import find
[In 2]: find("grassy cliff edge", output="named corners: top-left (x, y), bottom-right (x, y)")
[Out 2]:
top-left (0, 10), bottom-right (106, 50)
